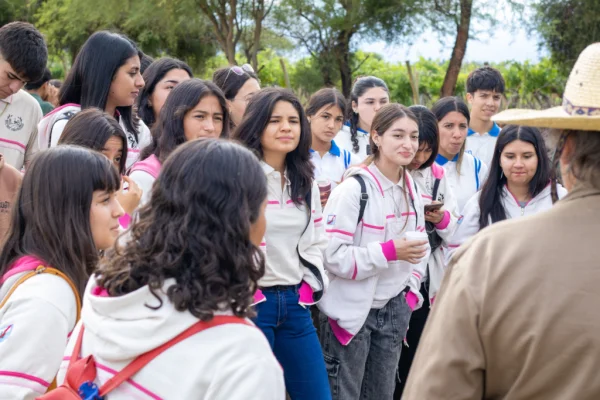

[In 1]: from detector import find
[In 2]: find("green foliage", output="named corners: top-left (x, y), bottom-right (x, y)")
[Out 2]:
top-left (533, 0), bottom-right (600, 72)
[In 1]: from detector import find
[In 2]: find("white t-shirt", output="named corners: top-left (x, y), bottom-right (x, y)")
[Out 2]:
top-left (465, 122), bottom-right (501, 167)
top-left (334, 124), bottom-right (369, 163)
top-left (310, 140), bottom-right (362, 190)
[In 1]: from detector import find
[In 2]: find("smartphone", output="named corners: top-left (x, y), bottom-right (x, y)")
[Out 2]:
top-left (424, 202), bottom-right (444, 213)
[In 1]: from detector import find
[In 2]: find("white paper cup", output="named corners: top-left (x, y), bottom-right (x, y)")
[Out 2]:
top-left (404, 231), bottom-right (428, 242)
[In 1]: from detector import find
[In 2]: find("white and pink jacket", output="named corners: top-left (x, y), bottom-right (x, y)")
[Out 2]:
top-left (0, 256), bottom-right (79, 399)
top-left (446, 183), bottom-right (568, 263)
top-left (410, 163), bottom-right (460, 302)
top-left (37, 103), bottom-right (152, 169)
top-left (317, 164), bottom-right (430, 345)
top-left (254, 162), bottom-right (329, 307)
top-left (57, 277), bottom-right (285, 399)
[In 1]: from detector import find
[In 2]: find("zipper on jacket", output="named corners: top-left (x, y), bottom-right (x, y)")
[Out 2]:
top-left (521, 206), bottom-right (524, 216)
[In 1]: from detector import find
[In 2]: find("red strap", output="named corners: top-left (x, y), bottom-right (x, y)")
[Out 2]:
top-left (68, 326), bottom-right (86, 370)
top-left (98, 315), bottom-right (251, 395)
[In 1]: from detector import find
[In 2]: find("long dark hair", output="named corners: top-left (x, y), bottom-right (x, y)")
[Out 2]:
top-left (409, 105), bottom-right (439, 170)
top-left (59, 31), bottom-right (142, 141)
top-left (478, 125), bottom-right (550, 229)
top-left (431, 96), bottom-right (470, 173)
top-left (348, 76), bottom-right (389, 154)
top-left (306, 88), bottom-right (347, 118)
top-left (140, 79), bottom-right (230, 163)
top-left (233, 87), bottom-right (313, 205)
top-left (0, 146), bottom-right (121, 296)
top-left (58, 108), bottom-right (129, 174)
top-left (137, 57), bottom-right (193, 128)
top-left (96, 139), bottom-right (267, 320)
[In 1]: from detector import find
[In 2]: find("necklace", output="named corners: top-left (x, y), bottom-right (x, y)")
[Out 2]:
top-left (389, 172), bottom-right (409, 236)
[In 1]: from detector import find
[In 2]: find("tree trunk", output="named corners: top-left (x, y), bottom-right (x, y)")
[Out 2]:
top-left (440, 0), bottom-right (473, 97)
top-left (405, 60), bottom-right (419, 105)
top-left (280, 58), bottom-right (291, 89)
top-left (335, 30), bottom-right (353, 98)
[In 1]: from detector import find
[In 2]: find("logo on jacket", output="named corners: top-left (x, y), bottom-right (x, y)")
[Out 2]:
top-left (4, 114), bottom-right (23, 131)
top-left (327, 214), bottom-right (336, 225)
top-left (458, 215), bottom-right (464, 225)
top-left (0, 324), bottom-right (13, 343)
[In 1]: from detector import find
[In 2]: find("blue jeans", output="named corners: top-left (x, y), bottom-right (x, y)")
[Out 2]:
top-left (254, 285), bottom-right (332, 400)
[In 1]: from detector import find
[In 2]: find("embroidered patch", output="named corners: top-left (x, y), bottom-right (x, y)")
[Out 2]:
top-left (0, 324), bottom-right (14, 343)
top-left (4, 114), bottom-right (23, 131)
top-left (327, 214), bottom-right (336, 225)
top-left (458, 215), bottom-right (464, 225)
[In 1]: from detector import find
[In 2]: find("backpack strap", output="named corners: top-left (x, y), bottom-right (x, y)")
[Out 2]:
top-left (93, 315), bottom-right (251, 396)
top-left (352, 175), bottom-right (368, 225)
top-left (0, 265), bottom-right (81, 321)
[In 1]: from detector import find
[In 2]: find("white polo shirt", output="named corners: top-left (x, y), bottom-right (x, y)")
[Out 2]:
top-left (0, 91), bottom-right (42, 170)
top-left (310, 140), bottom-right (362, 189)
top-left (435, 152), bottom-right (488, 213)
top-left (334, 124), bottom-right (369, 163)
top-left (465, 122), bottom-right (501, 167)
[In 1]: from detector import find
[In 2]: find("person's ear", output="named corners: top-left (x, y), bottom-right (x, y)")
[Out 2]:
top-left (371, 131), bottom-right (380, 148)
top-left (352, 100), bottom-right (358, 114)
top-left (466, 92), bottom-right (474, 105)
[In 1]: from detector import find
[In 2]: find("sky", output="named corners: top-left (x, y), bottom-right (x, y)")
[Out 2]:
top-left (360, 12), bottom-right (547, 64)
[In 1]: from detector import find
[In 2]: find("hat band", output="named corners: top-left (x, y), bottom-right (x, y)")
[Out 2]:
top-left (563, 97), bottom-right (600, 117)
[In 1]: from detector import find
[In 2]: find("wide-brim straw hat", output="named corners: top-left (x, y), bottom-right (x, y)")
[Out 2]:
top-left (493, 42), bottom-right (600, 131)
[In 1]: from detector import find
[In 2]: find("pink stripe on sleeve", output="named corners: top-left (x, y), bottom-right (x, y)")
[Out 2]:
top-left (0, 138), bottom-right (26, 150)
top-left (314, 217), bottom-right (323, 223)
top-left (362, 223), bottom-right (384, 230)
top-left (0, 371), bottom-right (50, 387)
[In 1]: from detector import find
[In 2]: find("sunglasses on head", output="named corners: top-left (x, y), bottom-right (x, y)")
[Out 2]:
top-left (224, 64), bottom-right (255, 84)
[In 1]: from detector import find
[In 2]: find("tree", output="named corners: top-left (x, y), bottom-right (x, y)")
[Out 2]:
top-left (275, 0), bottom-right (423, 97)
top-left (533, 0), bottom-right (600, 72)
top-left (196, 0), bottom-right (275, 69)
top-left (34, 0), bottom-right (217, 71)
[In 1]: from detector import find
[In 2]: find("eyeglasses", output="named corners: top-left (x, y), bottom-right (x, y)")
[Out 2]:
top-left (223, 64), bottom-right (255, 84)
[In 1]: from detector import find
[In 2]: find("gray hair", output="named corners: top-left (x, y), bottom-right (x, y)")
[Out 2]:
top-left (547, 129), bottom-right (600, 189)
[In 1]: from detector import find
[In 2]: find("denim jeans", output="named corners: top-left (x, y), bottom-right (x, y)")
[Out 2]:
top-left (319, 292), bottom-right (412, 400)
top-left (254, 285), bottom-right (332, 400)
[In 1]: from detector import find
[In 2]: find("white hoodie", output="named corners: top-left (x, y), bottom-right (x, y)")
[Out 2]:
top-left (317, 164), bottom-right (430, 345)
top-left (435, 152), bottom-right (488, 213)
top-left (410, 163), bottom-right (460, 302)
top-left (446, 183), bottom-right (568, 262)
top-left (37, 103), bottom-right (152, 169)
top-left (56, 277), bottom-right (285, 399)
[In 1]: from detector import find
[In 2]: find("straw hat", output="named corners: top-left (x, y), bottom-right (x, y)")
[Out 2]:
top-left (493, 42), bottom-right (600, 131)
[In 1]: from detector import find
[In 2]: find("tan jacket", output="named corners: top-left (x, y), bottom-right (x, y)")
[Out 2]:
top-left (403, 185), bottom-right (600, 400)
top-left (0, 154), bottom-right (21, 241)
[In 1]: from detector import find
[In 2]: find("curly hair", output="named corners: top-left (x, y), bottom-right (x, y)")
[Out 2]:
top-left (96, 139), bottom-right (267, 320)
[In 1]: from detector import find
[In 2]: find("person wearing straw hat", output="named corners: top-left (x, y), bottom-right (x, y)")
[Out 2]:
top-left (402, 43), bottom-right (600, 399)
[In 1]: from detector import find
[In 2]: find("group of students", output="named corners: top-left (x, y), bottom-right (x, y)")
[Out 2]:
top-left (0, 21), bottom-right (576, 400)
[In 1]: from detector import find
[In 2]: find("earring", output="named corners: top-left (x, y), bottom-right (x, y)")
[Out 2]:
top-left (500, 170), bottom-right (504, 179)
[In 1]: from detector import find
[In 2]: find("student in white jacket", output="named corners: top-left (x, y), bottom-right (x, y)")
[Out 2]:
top-left (129, 79), bottom-right (230, 209)
top-left (318, 104), bottom-right (430, 400)
top-left (447, 125), bottom-right (567, 261)
top-left (233, 88), bottom-right (330, 399)
top-left (57, 139), bottom-right (284, 399)
top-left (395, 105), bottom-right (461, 397)
top-left (0, 146), bottom-right (123, 399)
top-left (307, 88), bottom-right (361, 205)
top-left (432, 96), bottom-right (489, 213)
top-left (37, 31), bottom-right (151, 169)
top-left (335, 76), bottom-right (390, 162)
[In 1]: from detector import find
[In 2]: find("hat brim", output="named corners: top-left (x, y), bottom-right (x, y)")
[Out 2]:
top-left (492, 107), bottom-right (600, 131)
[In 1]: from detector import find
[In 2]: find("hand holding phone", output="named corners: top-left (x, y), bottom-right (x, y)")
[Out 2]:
top-left (424, 202), bottom-right (444, 213)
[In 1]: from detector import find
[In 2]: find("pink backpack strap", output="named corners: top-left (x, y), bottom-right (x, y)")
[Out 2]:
top-left (128, 154), bottom-right (161, 179)
top-left (431, 163), bottom-right (445, 180)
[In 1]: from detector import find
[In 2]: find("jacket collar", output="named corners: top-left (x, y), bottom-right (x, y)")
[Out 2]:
top-left (260, 161), bottom-right (291, 185)
top-left (560, 184), bottom-right (600, 203)
top-left (343, 122), bottom-right (368, 135)
top-left (468, 122), bottom-right (501, 137)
